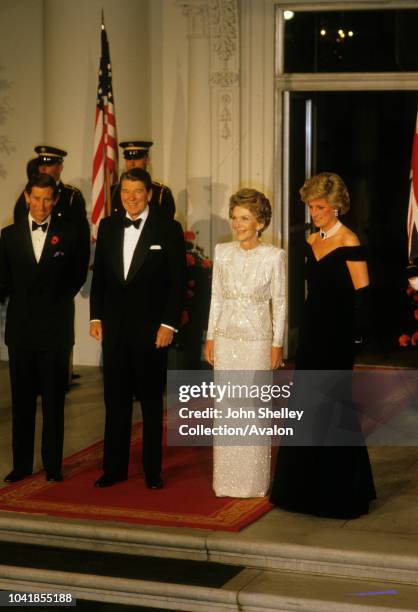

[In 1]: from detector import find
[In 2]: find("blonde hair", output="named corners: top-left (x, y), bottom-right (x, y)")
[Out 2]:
top-left (229, 188), bottom-right (272, 234)
top-left (299, 172), bottom-right (350, 215)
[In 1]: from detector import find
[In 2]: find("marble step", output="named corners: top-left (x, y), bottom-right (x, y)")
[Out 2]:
top-left (0, 513), bottom-right (418, 588)
top-left (0, 562), bottom-right (417, 611)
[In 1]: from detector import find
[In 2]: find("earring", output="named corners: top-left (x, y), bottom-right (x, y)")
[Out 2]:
top-left (334, 209), bottom-right (339, 217)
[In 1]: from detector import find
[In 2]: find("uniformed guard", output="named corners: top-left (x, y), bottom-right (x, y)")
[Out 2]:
top-left (111, 140), bottom-right (176, 219)
top-left (13, 158), bottom-right (41, 224)
top-left (14, 146), bottom-right (89, 239)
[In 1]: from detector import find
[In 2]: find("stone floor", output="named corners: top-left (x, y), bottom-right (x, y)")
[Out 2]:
top-left (1, 361), bottom-right (418, 610)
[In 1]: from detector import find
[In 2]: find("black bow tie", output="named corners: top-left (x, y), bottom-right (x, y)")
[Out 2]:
top-left (124, 217), bottom-right (142, 230)
top-left (31, 221), bottom-right (48, 233)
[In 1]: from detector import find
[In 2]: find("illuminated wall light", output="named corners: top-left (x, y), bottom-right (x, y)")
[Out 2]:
top-left (340, 31), bottom-right (346, 38)
top-left (348, 30), bottom-right (354, 37)
top-left (320, 29), bottom-right (327, 36)
top-left (338, 29), bottom-right (344, 36)
top-left (283, 10), bottom-right (294, 20)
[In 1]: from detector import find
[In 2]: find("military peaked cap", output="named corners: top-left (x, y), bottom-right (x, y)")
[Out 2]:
top-left (34, 145), bottom-right (67, 165)
top-left (119, 140), bottom-right (153, 160)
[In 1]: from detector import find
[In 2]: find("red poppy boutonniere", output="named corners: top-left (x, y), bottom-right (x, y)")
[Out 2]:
top-left (50, 235), bottom-right (60, 246)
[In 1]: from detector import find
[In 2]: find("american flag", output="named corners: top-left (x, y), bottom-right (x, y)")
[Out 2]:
top-left (407, 108), bottom-right (418, 261)
top-left (91, 18), bottom-right (118, 239)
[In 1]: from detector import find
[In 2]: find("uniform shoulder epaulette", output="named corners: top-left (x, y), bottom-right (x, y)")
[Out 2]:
top-left (152, 179), bottom-right (169, 191)
top-left (63, 183), bottom-right (81, 193)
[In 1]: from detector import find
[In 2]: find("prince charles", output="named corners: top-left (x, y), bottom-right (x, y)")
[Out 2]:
top-left (0, 173), bottom-right (90, 482)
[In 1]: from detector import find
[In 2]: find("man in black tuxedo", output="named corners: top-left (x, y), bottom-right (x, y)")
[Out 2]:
top-left (0, 174), bottom-right (90, 483)
top-left (90, 168), bottom-right (186, 489)
top-left (14, 147), bottom-right (91, 386)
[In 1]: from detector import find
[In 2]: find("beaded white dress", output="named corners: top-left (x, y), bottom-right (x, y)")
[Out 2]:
top-left (206, 242), bottom-right (286, 497)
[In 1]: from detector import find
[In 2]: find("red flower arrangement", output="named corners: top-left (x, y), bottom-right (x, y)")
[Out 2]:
top-left (201, 258), bottom-right (212, 269)
top-left (50, 235), bottom-right (60, 245)
top-left (180, 310), bottom-right (190, 326)
top-left (399, 334), bottom-right (410, 348)
top-left (186, 253), bottom-right (196, 267)
top-left (398, 267), bottom-right (418, 348)
top-left (402, 330), bottom-right (418, 346)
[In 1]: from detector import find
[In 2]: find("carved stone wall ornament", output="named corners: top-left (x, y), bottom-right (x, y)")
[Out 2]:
top-left (209, 70), bottom-right (239, 87)
top-left (220, 93), bottom-right (232, 139)
top-left (209, 0), bottom-right (239, 83)
top-left (209, 0), bottom-right (237, 64)
top-left (208, 0), bottom-right (239, 142)
top-left (178, 0), bottom-right (209, 38)
top-left (0, 65), bottom-right (15, 180)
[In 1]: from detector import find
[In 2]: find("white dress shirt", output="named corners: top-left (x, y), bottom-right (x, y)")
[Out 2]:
top-left (123, 207), bottom-right (149, 279)
top-left (29, 214), bottom-right (51, 263)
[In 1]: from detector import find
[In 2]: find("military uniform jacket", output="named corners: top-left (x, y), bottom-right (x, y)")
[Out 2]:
top-left (111, 181), bottom-right (176, 220)
top-left (0, 216), bottom-right (90, 350)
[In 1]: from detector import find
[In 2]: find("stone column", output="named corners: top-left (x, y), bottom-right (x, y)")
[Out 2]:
top-left (180, 0), bottom-right (212, 255)
top-left (240, 0), bottom-right (276, 243)
top-left (178, 0), bottom-right (240, 252)
top-left (208, 0), bottom-right (240, 248)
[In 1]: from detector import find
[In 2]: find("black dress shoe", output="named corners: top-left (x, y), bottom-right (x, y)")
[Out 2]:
top-left (46, 472), bottom-right (63, 482)
top-left (4, 470), bottom-right (32, 483)
top-left (94, 473), bottom-right (126, 488)
top-left (146, 476), bottom-right (163, 490)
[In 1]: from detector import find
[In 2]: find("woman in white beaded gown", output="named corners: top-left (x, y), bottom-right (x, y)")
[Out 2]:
top-left (204, 189), bottom-right (286, 498)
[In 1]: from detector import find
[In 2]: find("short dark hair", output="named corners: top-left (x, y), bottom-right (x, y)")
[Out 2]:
top-left (26, 158), bottom-right (40, 180)
top-left (120, 168), bottom-right (152, 192)
top-left (25, 172), bottom-right (59, 198)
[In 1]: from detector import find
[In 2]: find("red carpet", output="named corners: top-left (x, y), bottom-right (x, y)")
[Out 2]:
top-left (0, 425), bottom-right (272, 531)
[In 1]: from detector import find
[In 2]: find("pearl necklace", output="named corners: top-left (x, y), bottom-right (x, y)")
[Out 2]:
top-left (319, 220), bottom-right (342, 240)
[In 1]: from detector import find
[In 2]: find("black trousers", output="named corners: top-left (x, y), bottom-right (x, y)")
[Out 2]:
top-left (8, 347), bottom-right (71, 475)
top-left (102, 340), bottom-right (166, 481)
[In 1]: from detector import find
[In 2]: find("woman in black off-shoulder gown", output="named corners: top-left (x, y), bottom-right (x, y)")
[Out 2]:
top-left (270, 173), bottom-right (376, 519)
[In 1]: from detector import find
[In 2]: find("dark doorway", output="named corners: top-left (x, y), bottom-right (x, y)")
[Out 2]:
top-left (287, 90), bottom-right (417, 362)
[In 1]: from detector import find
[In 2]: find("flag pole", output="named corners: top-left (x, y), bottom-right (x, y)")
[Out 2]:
top-left (91, 10), bottom-right (118, 237)
top-left (102, 9), bottom-right (111, 217)
top-left (407, 106), bottom-right (418, 263)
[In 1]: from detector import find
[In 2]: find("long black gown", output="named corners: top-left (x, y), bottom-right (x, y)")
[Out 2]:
top-left (270, 243), bottom-right (376, 519)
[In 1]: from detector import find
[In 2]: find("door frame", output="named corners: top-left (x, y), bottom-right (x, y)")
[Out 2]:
top-left (274, 0), bottom-right (418, 356)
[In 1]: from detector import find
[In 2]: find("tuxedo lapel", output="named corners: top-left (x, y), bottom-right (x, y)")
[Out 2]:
top-left (125, 212), bottom-right (157, 284)
top-left (18, 220), bottom-right (38, 266)
top-left (37, 217), bottom-right (66, 270)
top-left (38, 223), bottom-right (55, 267)
top-left (110, 218), bottom-right (125, 284)
top-left (11, 221), bottom-right (43, 292)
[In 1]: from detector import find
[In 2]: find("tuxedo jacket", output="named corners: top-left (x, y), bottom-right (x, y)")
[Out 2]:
top-left (90, 208), bottom-right (186, 350)
top-left (0, 216), bottom-right (90, 350)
